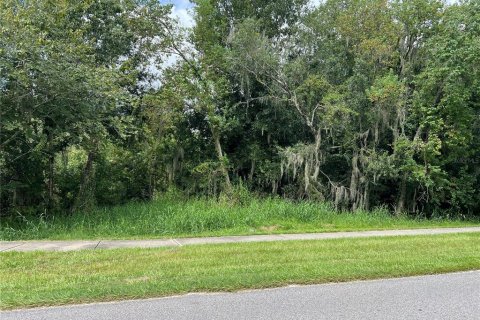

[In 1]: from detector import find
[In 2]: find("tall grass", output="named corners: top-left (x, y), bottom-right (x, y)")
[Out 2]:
top-left (1, 192), bottom-right (477, 240)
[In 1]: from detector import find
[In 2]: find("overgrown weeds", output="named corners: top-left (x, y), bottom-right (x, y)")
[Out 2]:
top-left (1, 192), bottom-right (477, 240)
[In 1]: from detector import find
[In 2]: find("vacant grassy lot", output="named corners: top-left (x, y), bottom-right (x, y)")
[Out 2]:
top-left (1, 196), bottom-right (477, 240)
top-left (1, 233), bottom-right (479, 309)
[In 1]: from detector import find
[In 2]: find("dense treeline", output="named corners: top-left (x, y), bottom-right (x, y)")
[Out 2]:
top-left (1, 0), bottom-right (479, 218)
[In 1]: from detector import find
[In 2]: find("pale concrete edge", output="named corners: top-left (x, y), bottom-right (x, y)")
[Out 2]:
top-left (1, 227), bottom-right (479, 252)
top-left (0, 243), bottom-right (25, 252)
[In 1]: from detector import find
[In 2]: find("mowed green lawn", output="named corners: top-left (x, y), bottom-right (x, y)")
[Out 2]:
top-left (2, 196), bottom-right (478, 240)
top-left (1, 233), bottom-right (479, 310)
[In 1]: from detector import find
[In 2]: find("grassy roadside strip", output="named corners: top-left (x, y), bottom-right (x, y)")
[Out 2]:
top-left (1, 232), bottom-right (479, 310)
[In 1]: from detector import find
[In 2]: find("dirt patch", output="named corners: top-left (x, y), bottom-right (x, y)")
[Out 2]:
top-left (125, 276), bottom-right (150, 284)
top-left (259, 225), bottom-right (280, 232)
top-left (322, 224), bottom-right (336, 228)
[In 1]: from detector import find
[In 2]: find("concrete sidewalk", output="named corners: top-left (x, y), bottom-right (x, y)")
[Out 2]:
top-left (1, 227), bottom-right (479, 252)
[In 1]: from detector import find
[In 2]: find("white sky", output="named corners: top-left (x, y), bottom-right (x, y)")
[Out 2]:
top-left (161, 0), bottom-right (194, 28)
top-left (164, 0), bottom-right (459, 29)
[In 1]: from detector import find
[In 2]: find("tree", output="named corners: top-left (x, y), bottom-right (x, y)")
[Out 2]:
top-left (1, 0), bottom-right (175, 213)
top-left (410, 0), bottom-right (480, 215)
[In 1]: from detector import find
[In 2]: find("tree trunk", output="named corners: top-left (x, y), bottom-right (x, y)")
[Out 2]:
top-left (72, 150), bottom-right (96, 213)
top-left (249, 159), bottom-right (255, 182)
top-left (46, 152), bottom-right (55, 210)
top-left (44, 117), bottom-right (55, 212)
top-left (396, 174), bottom-right (407, 215)
top-left (212, 128), bottom-right (232, 192)
top-left (312, 129), bottom-right (322, 181)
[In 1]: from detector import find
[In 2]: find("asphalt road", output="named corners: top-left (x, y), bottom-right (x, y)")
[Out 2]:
top-left (2, 271), bottom-right (479, 320)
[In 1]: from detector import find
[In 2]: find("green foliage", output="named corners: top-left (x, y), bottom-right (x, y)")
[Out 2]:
top-left (1, 0), bottom-right (175, 214)
top-left (1, 0), bottom-right (479, 218)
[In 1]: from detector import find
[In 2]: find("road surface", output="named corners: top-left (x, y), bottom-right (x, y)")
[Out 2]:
top-left (2, 271), bottom-right (479, 320)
